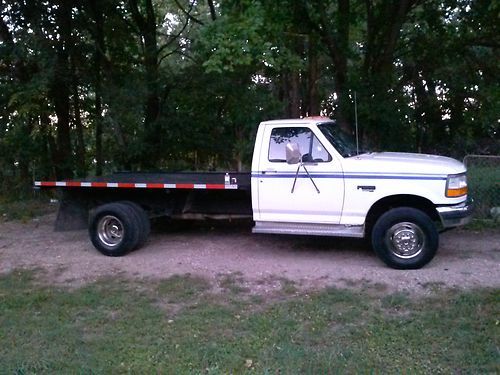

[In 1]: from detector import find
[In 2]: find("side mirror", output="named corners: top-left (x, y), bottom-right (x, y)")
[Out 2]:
top-left (286, 142), bottom-right (301, 164)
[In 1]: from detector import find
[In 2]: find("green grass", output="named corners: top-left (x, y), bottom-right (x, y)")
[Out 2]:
top-left (156, 274), bottom-right (211, 303)
top-left (0, 195), bottom-right (56, 222)
top-left (464, 218), bottom-right (499, 231)
top-left (0, 270), bottom-right (498, 373)
top-left (218, 271), bottom-right (250, 295)
top-left (466, 164), bottom-right (500, 219)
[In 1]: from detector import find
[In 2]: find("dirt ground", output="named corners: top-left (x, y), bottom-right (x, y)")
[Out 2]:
top-left (0, 213), bottom-right (499, 294)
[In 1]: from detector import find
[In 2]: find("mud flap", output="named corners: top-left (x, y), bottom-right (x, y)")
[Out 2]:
top-left (54, 195), bottom-right (88, 231)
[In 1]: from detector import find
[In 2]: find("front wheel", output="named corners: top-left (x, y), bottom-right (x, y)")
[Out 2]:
top-left (371, 207), bottom-right (439, 269)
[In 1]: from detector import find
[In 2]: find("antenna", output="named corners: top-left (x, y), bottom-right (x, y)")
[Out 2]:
top-left (354, 91), bottom-right (359, 155)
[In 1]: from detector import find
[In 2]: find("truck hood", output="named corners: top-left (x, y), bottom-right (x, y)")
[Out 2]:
top-left (342, 152), bottom-right (466, 175)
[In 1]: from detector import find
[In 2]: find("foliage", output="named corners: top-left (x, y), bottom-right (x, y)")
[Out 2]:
top-left (464, 156), bottom-right (500, 218)
top-left (0, 193), bottom-right (56, 221)
top-left (0, 0), bottom-right (498, 197)
top-left (0, 269), bottom-right (498, 372)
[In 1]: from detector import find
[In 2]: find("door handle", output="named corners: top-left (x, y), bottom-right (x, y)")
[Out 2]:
top-left (357, 185), bottom-right (376, 192)
top-left (262, 169), bottom-right (277, 174)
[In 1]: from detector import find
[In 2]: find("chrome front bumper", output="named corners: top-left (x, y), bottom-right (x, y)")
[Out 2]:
top-left (437, 199), bottom-right (474, 228)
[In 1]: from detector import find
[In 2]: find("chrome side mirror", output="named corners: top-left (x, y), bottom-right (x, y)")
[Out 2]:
top-left (286, 142), bottom-right (301, 164)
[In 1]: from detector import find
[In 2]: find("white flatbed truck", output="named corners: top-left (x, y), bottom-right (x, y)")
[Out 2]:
top-left (35, 117), bottom-right (473, 269)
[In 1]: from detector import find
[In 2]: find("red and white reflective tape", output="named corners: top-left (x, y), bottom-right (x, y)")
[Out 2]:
top-left (34, 181), bottom-right (238, 190)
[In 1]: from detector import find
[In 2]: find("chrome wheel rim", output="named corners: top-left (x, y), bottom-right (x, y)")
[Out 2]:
top-left (385, 222), bottom-right (425, 259)
top-left (97, 215), bottom-right (124, 247)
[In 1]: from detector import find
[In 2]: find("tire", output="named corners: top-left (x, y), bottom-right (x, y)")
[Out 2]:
top-left (371, 207), bottom-right (439, 269)
top-left (119, 201), bottom-right (150, 248)
top-left (89, 202), bottom-right (141, 256)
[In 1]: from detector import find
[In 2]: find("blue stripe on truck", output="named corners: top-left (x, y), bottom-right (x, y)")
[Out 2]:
top-left (251, 173), bottom-right (447, 180)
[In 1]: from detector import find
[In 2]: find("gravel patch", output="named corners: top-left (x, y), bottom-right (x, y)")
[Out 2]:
top-left (0, 214), bottom-right (498, 294)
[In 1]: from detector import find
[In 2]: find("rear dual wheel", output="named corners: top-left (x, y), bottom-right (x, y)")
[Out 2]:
top-left (121, 201), bottom-right (151, 248)
top-left (89, 202), bottom-right (150, 256)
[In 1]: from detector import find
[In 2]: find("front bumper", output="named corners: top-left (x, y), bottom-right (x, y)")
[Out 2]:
top-left (436, 198), bottom-right (474, 228)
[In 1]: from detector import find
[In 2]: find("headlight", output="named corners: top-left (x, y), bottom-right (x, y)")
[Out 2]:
top-left (446, 173), bottom-right (468, 197)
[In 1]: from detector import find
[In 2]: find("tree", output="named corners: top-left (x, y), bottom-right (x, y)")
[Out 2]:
top-left (0, 0), bottom-right (497, 198)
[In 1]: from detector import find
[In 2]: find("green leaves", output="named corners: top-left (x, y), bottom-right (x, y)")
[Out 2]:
top-left (199, 1), bottom-right (304, 74)
top-left (0, 0), bottom-right (498, 194)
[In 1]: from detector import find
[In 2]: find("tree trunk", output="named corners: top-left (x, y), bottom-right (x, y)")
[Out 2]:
top-left (207, 0), bottom-right (217, 21)
top-left (128, 0), bottom-right (161, 169)
top-left (301, 0), bottom-right (351, 131)
top-left (73, 97), bottom-right (86, 177)
top-left (51, 0), bottom-right (73, 179)
top-left (289, 71), bottom-right (301, 118)
top-left (335, 0), bottom-right (350, 131)
top-left (40, 114), bottom-right (57, 179)
top-left (88, 0), bottom-right (105, 176)
top-left (307, 37), bottom-right (320, 116)
top-left (143, 0), bottom-right (160, 130)
top-left (362, 0), bottom-right (419, 147)
top-left (17, 119), bottom-right (35, 194)
top-left (71, 58), bottom-right (86, 177)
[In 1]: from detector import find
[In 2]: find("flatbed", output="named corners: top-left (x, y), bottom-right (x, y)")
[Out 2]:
top-left (35, 171), bottom-right (251, 189)
top-left (36, 171), bottom-right (252, 231)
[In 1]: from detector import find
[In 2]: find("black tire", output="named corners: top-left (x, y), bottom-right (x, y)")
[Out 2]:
top-left (119, 201), bottom-right (151, 248)
top-left (371, 207), bottom-right (439, 269)
top-left (89, 202), bottom-right (141, 256)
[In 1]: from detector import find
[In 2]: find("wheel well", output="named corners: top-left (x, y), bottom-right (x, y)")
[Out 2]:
top-left (365, 195), bottom-right (440, 235)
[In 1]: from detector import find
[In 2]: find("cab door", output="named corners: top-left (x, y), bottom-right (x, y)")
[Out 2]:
top-left (255, 125), bottom-right (344, 224)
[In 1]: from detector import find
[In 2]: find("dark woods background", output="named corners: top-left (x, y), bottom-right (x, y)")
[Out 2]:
top-left (0, 0), bottom-right (498, 197)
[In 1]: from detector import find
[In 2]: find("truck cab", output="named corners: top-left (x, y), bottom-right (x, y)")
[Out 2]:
top-left (251, 117), bottom-right (473, 269)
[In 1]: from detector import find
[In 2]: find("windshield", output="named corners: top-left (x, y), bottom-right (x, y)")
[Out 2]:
top-left (317, 122), bottom-right (359, 158)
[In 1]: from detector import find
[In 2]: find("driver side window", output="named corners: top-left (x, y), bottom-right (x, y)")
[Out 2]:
top-left (268, 127), bottom-right (331, 163)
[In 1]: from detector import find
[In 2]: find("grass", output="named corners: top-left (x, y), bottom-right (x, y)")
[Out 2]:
top-left (464, 218), bottom-right (499, 231)
top-left (218, 271), bottom-right (250, 295)
top-left (156, 274), bottom-right (211, 303)
top-left (0, 194), bottom-right (57, 222)
top-left (466, 163), bottom-right (500, 219)
top-left (0, 270), bottom-right (498, 373)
